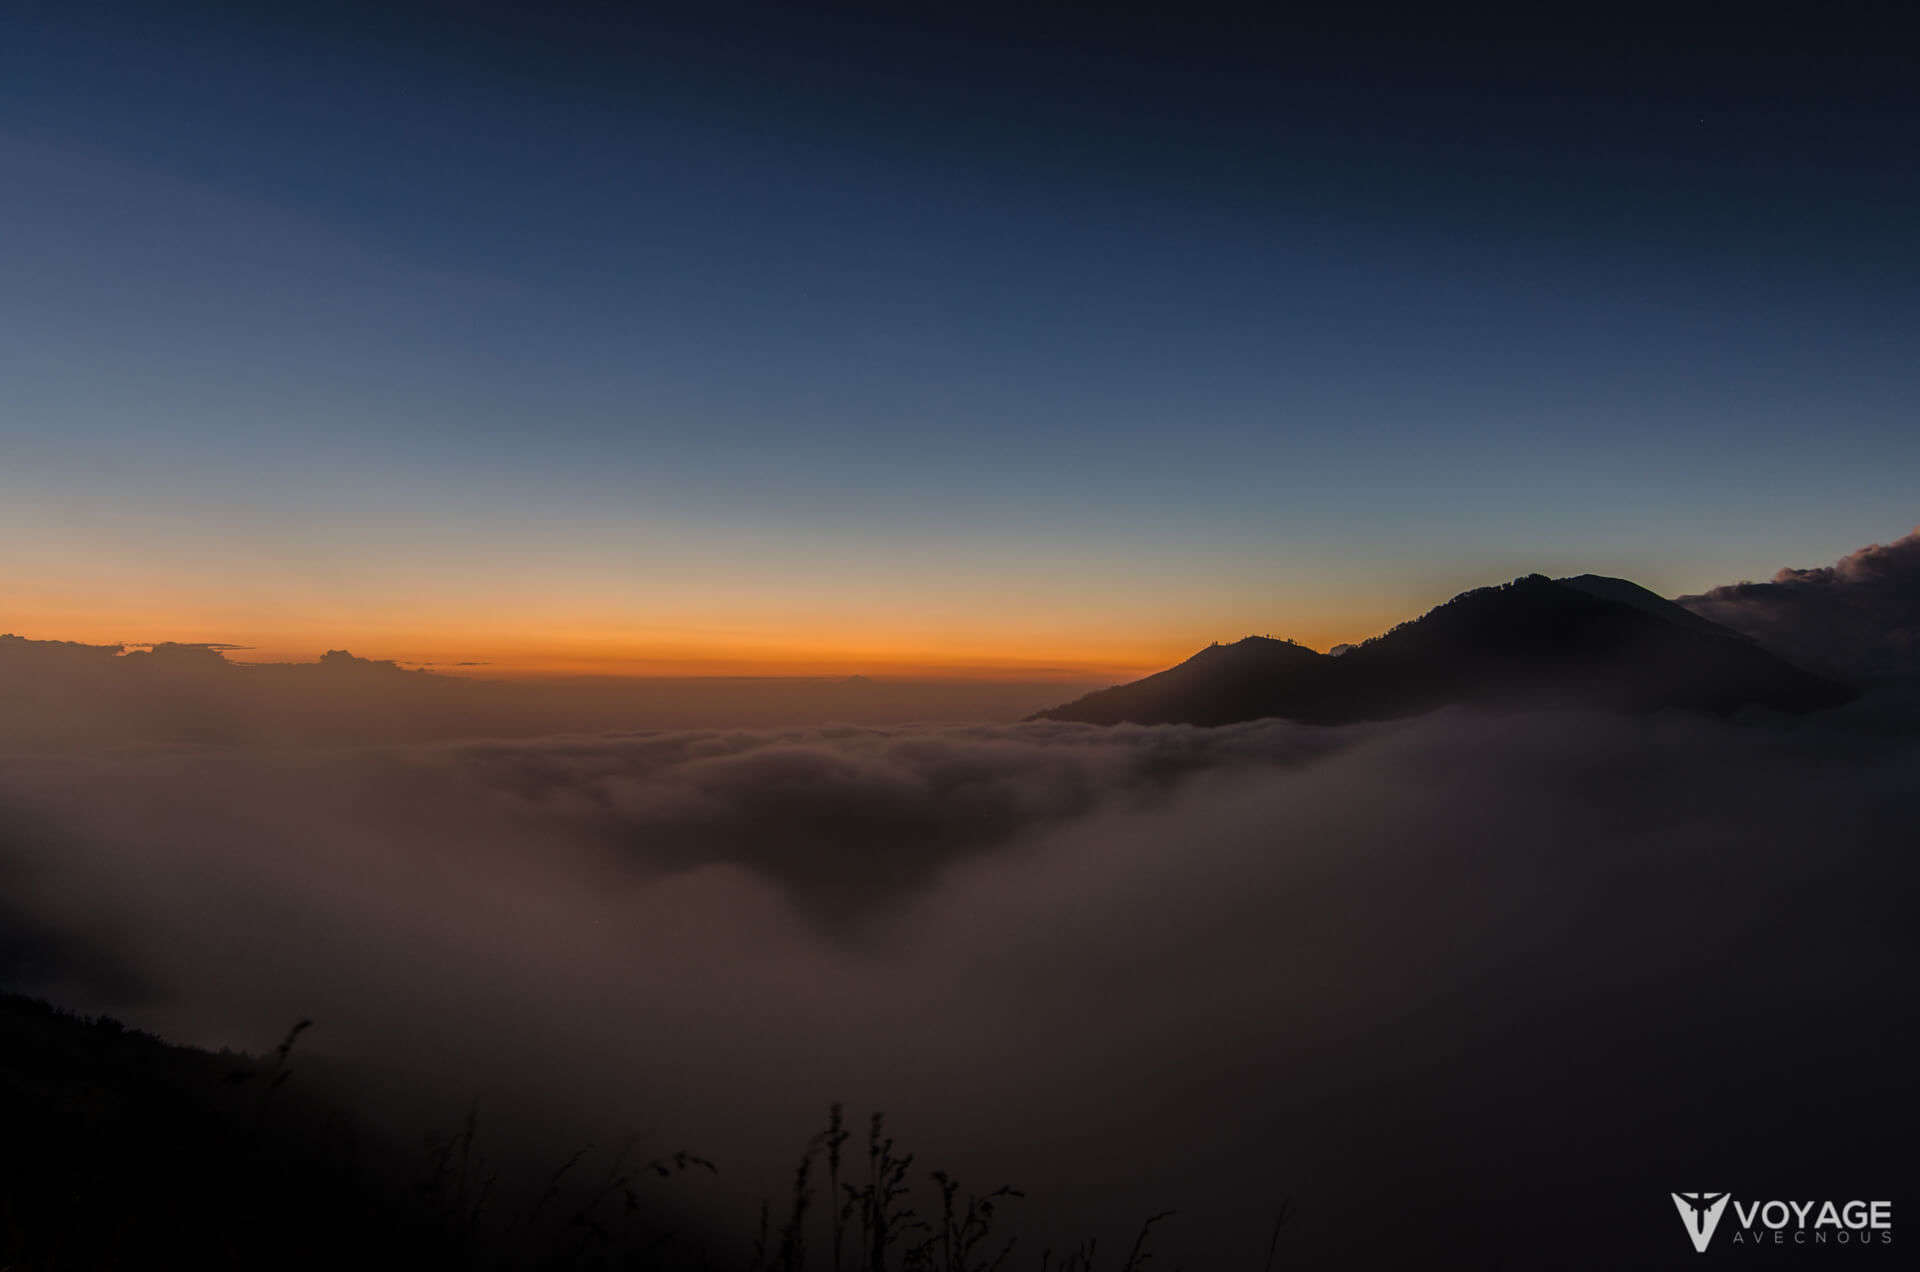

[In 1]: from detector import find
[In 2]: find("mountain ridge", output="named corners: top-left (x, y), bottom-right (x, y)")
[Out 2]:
top-left (1034, 573), bottom-right (1855, 727)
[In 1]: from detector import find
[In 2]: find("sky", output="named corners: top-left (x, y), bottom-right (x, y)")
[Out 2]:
top-left (4, 1), bottom-right (1916, 676)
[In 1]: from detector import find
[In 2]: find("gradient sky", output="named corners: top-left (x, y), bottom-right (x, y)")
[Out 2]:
top-left (4, 2), bottom-right (1916, 675)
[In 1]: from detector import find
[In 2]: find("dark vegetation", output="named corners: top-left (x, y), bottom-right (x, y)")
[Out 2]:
top-left (0, 993), bottom-right (458, 1269)
top-left (1035, 574), bottom-right (1853, 727)
top-left (0, 994), bottom-right (1258, 1271)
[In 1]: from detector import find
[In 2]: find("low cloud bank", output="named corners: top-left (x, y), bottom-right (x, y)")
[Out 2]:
top-left (2, 698), bottom-right (1915, 1267)
top-left (0, 633), bottom-right (1105, 746)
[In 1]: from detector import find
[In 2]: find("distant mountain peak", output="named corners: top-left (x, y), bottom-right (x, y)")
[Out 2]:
top-left (1035, 573), bottom-right (1854, 727)
top-left (1554, 573), bottom-right (1734, 637)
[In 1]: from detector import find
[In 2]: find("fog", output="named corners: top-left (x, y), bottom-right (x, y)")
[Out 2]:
top-left (3, 691), bottom-right (1914, 1266)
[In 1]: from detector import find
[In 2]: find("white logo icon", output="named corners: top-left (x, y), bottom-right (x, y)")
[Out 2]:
top-left (1672, 1192), bottom-right (1732, 1253)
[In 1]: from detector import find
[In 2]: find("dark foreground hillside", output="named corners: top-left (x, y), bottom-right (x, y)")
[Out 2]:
top-left (0, 995), bottom-right (457, 1270)
top-left (0, 996), bottom-right (738, 1270)
top-left (0, 995), bottom-right (1181, 1272)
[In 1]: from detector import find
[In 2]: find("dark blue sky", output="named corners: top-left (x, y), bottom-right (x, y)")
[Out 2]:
top-left (4, 1), bottom-right (1916, 670)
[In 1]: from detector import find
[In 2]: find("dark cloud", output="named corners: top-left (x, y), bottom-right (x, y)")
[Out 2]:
top-left (0, 632), bottom-right (123, 658)
top-left (438, 720), bottom-right (1360, 922)
top-left (134, 641), bottom-right (254, 651)
top-left (1680, 529), bottom-right (1920, 681)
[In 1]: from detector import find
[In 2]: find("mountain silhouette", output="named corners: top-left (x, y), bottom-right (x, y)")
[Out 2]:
top-left (1552, 574), bottom-right (1733, 636)
top-left (1034, 574), bottom-right (1855, 727)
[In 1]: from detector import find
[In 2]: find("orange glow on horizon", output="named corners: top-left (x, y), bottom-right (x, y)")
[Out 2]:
top-left (2, 612), bottom-right (1388, 683)
top-left (3, 529), bottom-right (1418, 683)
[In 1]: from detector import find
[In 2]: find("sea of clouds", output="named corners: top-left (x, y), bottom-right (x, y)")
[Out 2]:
top-left (3, 692), bottom-right (1915, 1266)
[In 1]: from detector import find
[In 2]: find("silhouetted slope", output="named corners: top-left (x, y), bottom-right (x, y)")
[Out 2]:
top-left (1033, 636), bottom-right (1330, 726)
top-left (0, 995), bottom-right (452, 1270)
top-left (1330, 573), bottom-right (1852, 718)
top-left (1553, 573), bottom-right (1734, 637)
top-left (0, 995), bottom-right (728, 1270)
top-left (1036, 574), bottom-right (1855, 726)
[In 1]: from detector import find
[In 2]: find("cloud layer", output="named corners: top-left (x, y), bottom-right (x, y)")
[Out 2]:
top-left (0, 633), bottom-right (1105, 746)
top-left (2, 699), bottom-right (1915, 1267)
